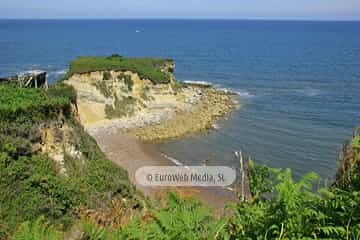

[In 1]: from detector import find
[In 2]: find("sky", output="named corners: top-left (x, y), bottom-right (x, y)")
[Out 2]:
top-left (1, 0), bottom-right (360, 20)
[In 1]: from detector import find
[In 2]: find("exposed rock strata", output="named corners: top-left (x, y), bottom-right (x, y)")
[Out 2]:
top-left (64, 67), bottom-right (237, 142)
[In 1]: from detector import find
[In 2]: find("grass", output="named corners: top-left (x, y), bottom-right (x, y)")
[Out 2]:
top-left (66, 54), bottom-right (173, 84)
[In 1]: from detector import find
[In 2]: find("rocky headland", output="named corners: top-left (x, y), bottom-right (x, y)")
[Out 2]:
top-left (64, 55), bottom-right (238, 142)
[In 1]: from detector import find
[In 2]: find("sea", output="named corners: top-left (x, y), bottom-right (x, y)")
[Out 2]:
top-left (1, 19), bottom-right (359, 180)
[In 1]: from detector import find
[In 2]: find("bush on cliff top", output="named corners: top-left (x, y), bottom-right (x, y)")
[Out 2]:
top-left (0, 83), bottom-right (75, 123)
top-left (66, 55), bottom-right (173, 84)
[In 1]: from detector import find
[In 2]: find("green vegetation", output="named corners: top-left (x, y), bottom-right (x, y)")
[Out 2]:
top-left (15, 163), bottom-right (360, 239)
top-left (0, 83), bottom-right (73, 123)
top-left (93, 81), bottom-right (112, 98)
top-left (103, 71), bottom-right (111, 81)
top-left (248, 159), bottom-right (279, 199)
top-left (140, 86), bottom-right (153, 101)
top-left (2, 56), bottom-right (360, 239)
top-left (0, 151), bottom-right (81, 233)
top-left (124, 76), bottom-right (134, 92)
top-left (223, 166), bottom-right (360, 239)
top-left (352, 135), bottom-right (360, 150)
top-left (81, 192), bottom-right (221, 240)
top-left (336, 135), bottom-right (360, 192)
top-left (12, 216), bottom-right (61, 240)
top-left (117, 73), bottom-right (134, 92)
top-left (0, 83), bottom-right (138, 239)
top-left (105, 96), bottom-right (136, 119)
top-left (66, 54), bottom-right (173, 84)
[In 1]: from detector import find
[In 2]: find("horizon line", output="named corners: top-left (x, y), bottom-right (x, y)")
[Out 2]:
top-left (1, 17), bottom-right (360, 22)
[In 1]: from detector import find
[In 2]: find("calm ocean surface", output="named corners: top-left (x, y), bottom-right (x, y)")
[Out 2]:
top-left (1, 20), bottom-right (360, 179)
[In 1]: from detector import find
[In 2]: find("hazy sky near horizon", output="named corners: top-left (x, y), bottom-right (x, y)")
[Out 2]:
top-left (1, 0), bottom-right (360, 20)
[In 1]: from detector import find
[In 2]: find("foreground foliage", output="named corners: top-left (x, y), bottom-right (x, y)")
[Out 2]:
top-left (12, 216), bottom-right (61, 240)
top-left (224, 166), bottom-right (360, 239)
top-left (12, 162), bottom-right (360, 240)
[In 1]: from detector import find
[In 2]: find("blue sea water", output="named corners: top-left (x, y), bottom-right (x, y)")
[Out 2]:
top-left (1, 19), bottom-right (360, 179)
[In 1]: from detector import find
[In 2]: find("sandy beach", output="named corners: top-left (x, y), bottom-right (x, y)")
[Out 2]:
top-left (65, 69), bottom-right (240, 213)
top-left (92, 131), bottom-right (239, 214)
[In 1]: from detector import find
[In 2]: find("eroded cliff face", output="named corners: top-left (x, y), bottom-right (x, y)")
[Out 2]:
top-left (14, 102), bottom-right (83, 175)
top-left (38, 118), bottom-right (83, 174)
top-left (64, 68), bottom-right (198, 127)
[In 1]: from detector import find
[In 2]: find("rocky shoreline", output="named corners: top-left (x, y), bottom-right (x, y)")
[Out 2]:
top-left (85, 85), bottom-right (238, 142)
top-left (62, 58), bottom-right (239, 143)
top-left (124, 87), bottom-right (237, 142)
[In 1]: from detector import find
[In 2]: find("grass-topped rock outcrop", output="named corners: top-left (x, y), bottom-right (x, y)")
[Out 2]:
top-left (63, 54), bottom-right (174, 84)
top-left (63, 54), bottom-right (237, 141)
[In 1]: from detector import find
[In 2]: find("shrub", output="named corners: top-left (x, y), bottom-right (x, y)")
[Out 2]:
top-left (93, 81), bottom-right (112, 98)
top-left (140, 86), bottom-right (153, 101)
top-left (106, 54), bottom-right (123, 61)
top-left (124, 76), bottom-right (134, 91)
top-left (0, 84), bottom-right (72, 123)
top-left (103, 71), bottom-right (111, 81)
top-left (117, 73), bottom-right (134, 91)
top-left (82, 192), bottom-right (223, 240)
top-left (0, 153), bottom-right (82, 233)
top-left (13, 216), bottom-right (61, 240)
top-left (352, 136), bottom-right (360, 150)
top-left (248, 159), bottom-right (279, 199)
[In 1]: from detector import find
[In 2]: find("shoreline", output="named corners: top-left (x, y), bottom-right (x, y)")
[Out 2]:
top-left (84, 86), bottom-right (239, 142)
top-left (91, 131), bottom-right (239, 214)
top-left (70, 76), bottom-right (242, 212)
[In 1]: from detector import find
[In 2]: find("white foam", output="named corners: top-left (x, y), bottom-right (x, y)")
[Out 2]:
top-left (182, 80), bottom-right (212, 86)
top-left (161, 153), bottom-right (183, 166)
top-left (183, 80), bottom-right (254, 98)
top-left (235, 90), bottom-right (255, 98)
top-left (217, 87), bottom-right (254, 98)
top-left (161, 153), bottom-right (191, 170)
top-left (17, 69), bottom-right (44, 75)
top-left (51, 69), bottom-right (67, 75)
top-left (295, 88), bottom-right (322, 97)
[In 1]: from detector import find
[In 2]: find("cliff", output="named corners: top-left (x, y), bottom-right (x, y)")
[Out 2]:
top-left (63, 55), bottom-right (236, 141)
top-left (62, 55), bottom-right (184, 125)
top-left (0, 82), bottom-right (139, 237)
